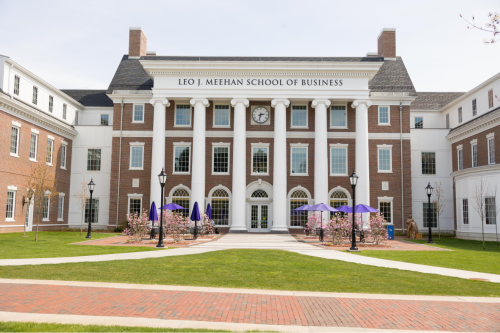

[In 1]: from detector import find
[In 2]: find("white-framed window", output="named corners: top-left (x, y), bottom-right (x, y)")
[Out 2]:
top-left (171, 188), bottom-right (190, 218)
top-left (61, 143), bottom-right (67, 169)
top-left (173, 143), bottom-right (191, 174)
top-left (330, 188), bottom-right (350, 209)
top-left (13, 75), bottom-right (20, 95)
top-left (85, 198), bottom-right (99, 224)
top-left (291, 105), bottom-right (308, 128)
top-left (29, 132), bottom-right (38, 161)
top-left (101, 114), bottom-right (109, 126)
top-left (330, 105), bottom-right (347, 128)
top-left (378, 197), bottom-right (393, 224)
top-left (377, 145), bottom-right (392, 173)
top-left (457, 147), bottom-right (463, 170)
top-left (421, 152), bottom-right (436, 175)
top-left (488, 133), bottom-right (495, 165)
top-left (57, 194), bottom-right (64, 221)
top-left (212, 143), bottom-right (230, 175)
top-left (471, 142), bottom-right (478, 167)
top-left (128, 194), bottom-right (143, 215)
top-left (414, 116), bottom-right (423, 129)
top-left (210, 188), bottom-right (230, 226)
top-left (378, 106), bottom-right (390, 125)
top-left (43, 194), bottom-right (50, 220)
top-left (5, 188), bottom-right (16, 221)
top-left (62, 104), bottom-right (67, 120)
top-left (485, 197), bottom-right (496, 225)
top-left (10, 125), bottom-right (20, 157)
top-left (87, 148), bottom-right (101, 171)
top-left (251, 143), bottom-right (269, 175)
top-left (290, 189), bottom-right (309, 227)
top-left (32, 86), bottom-right (38, 105)
top-left (132, 104), bottom-right (144, 123)
top-left (445, 114), bottom-right (450, 129)
top-left (423, 202), bottom-right (437, 228)
top-left (330, 144), bottom-right (348, 176)
top-left (458, 107), bottom-right (462, 123)
top-left (488, 89), bottom-right (494, 109)
top-left (46, 138), bottom-right (54, 165)
top-left (175, 104), bottom-right (191, 126)
top-left (213, 104), bottom-right (230, 127)
top-left (290, 144), bottom-right (308, 175)
top-left (48, 96), bottom-right (54, 113)
top-left (462, 199), bottom-right (469, 225)
top-left (129, 142), bottom-right (144, 170)
top-left (472, 99), bottom-right (477, 116)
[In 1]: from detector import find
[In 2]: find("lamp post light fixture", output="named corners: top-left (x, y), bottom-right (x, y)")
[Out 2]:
top-left (157, 168), bottom-right (167, 248)
top-left (86, 178), bottom-right (95, 239)
top-left (425, 182), bottom-right (434, 244)
top-left (349, 171), bottom-right (359, 252)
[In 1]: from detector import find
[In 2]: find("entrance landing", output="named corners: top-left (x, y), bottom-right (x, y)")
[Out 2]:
top-left (196, 233), bottom-right (315, 251)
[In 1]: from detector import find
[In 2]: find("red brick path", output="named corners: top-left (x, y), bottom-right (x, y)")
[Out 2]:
top-left (1, 284), bottom-right (499, 331)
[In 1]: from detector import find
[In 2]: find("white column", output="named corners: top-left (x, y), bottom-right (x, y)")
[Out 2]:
top-left (312, 100), bottom-right (331, 205)
top-left (352, 100), bottom-right (372, 221)
top-left (149, 98), bottom-right (170, 208)
top-left (271, 98), bottom-right (290, 233)
top-left (190, 98), bottom-right (209, 214)
top-left (230, 99), bottom-right (249, 232)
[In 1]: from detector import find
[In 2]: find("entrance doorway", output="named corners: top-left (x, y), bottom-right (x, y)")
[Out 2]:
top-left (25, 201), bottom-right (33, 232)
top-left (250, 204), bottom-right (270, 232)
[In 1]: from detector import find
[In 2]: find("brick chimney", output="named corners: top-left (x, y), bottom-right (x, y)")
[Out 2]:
top-left (377, 28), bottom-right (396, 60)
top-left (129, 27), bottom-right (147, 58)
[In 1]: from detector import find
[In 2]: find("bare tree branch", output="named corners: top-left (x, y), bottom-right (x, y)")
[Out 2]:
top-left (460, 12), bottom-right (500, 44)
top-left (471, 177), bottom-right (488, 250)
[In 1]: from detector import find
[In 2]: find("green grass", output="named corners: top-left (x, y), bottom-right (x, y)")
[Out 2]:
top-left (0, 322), bottom-right (272, 332)
top-left (0, 232), bottom-right (161, 259)
top-left (355, 237), bottom-right (500, 275)
top-left (1, 249), bottom-right (500, 296)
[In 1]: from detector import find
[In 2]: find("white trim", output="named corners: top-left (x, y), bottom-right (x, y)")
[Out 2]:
top-left (208, 185), bottom-right (232, 227)
top-left (287, 186), bottom-right (312, 227)
top-left (378, 106), bottom-right (390, 125)
top-left (47, 135), bottom-right (55, 140)
top-left (31, 128), bottom-right (39, 134)
top-left (488, 136), bottom-right (495, 165)
top-left (377, 145), bottom-right (393, 173)
top-left (132, 103), bottom-right (145, 123)
top-left (172, 144), bottom-right (191, 175)
top-left (290, 144), bottom-right (309, 176)
top-left (328, 186), bottom-right (352, 206)
top-left (471, 143), bottom-right (478, 168)
top-left (212, 143), bottom-right (231, 175)
top-left (330, 104), bottom-right (348, 129)
top-left (5, 189), bottom-right (16, 222)
top-left (212, 103), bottom-right (231, 128)
top-left (46, 138), bottom-right (54, 166)
top-left (174, 103), bottom-right (192, 127)
top-left (470, 139), bottom-right (477, 145)
top-left (127, 194), bottom-right (143, 215)
top-left (129, 144), bottom-right (145, 170)
top-left (42, 195), bottom-right (50, 221)
top-left (487, 132), bottom-right (495, 139)
top-left (12, 120), bottom-right (21, 127)
top-left (57, 195), bottom-right (64, 221)
top-left (250, 144), bottom-right (270, 176)
top-left (457, 146), bottom-right (463, 171)
top-left (290, 104), bottom-right (309, 129)
top-left (173, 142), bottom-right (192, 146)
top-left (10, 125), bottom-right (20, 157)
top-left (60, 143), bottom-right (67, 170)
top-left (7, 185), bottom-right (17, 190)
top-left (329, 144), bottom-right (348, 176)
top-left (378, 196), bottom-right (394, 224)
top-left (167, 184), bottom-right (191, 206)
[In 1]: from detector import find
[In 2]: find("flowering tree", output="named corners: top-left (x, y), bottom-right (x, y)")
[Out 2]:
top-left (460, 12), bottom-right (500, 44)
top-left (368, 213), bottom-right (389, 245)
top-left (326, 215), bottom-right (350, 245)
top-left (73, 178), bottom-right (88, 235)
top-left (124, 209), bottom-right (150, 242)
top-left (304, 213), bottom-right (324, 236)
top-left (164, 211), bottom-right (189, 242)
top-left (199, 213), bottom-right (214, 236)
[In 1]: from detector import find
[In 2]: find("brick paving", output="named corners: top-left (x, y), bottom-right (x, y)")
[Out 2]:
top-left (1, 283), bottom-right (499, 331)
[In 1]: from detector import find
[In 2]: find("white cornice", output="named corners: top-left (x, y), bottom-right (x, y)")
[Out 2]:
top-left (446, 109), bottom-right (500, 143)
top-left (146, 71), bottom-right (377, 77)
top-left (451, 163), bottom-right (500, 179)
top-left (0, 93), bottom-right (78, 139)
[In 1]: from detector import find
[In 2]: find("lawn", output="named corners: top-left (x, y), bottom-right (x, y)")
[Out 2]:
top-left (0, 322), bottom-right (269, 332)
top-left (1, 249), bottom-right (500, 296)
top-left (0, 232), bottom-right (161, 259)
top-left (355, 237), bottom-right (500, 275)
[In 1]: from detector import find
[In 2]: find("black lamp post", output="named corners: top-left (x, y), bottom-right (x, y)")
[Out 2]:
top-left (349, 171), bottom-right (359, 251)
top-left (157, 168), bottom-right (167, 248)
top-left (85, 178), bottom-right (95, 239)
top-left (425, 182), bottom-right (434, 244)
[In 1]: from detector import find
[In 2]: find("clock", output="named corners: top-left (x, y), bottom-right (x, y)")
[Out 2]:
top-left (252, 107), bottom-right (269, 124)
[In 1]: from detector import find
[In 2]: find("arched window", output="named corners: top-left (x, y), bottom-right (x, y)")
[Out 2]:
top-left (251, 189), bottom-right (268, 198)
top-left (172, 188), bottom-right (190, 217)
top-left (330, 190), bottom-right (349, 209)
top-left (290, 189), bottom-right (308, 227)
top-left (212, 189), bottom-right (229, 225)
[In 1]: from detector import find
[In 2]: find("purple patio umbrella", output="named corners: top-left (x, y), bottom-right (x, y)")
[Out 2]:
top-left (354, 204), bottom-right (379, 213)
top-left (304, 203), bottom-right (338, 242)
top-left (293, 204), bottom-right (311, 211)
top-left (149, 201), bottom-right (158, 239)
top-left (206, 204), bottom-right (213, 220)
top-left (190, 202), bottom-right (201, 240)
top-left (161, 203), bottom-right (187, 210)
top-left (336, 205), bottom-right (353, 213)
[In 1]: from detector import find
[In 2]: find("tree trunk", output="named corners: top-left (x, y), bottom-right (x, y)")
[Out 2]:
top-left (482, 216), bottom-right (485, 250)
top-left (80, 209), bottom-right (84, 235)
top-left (437, 206), bottom-right (441, 241)
top-left (35, 211), bottom-right (40, 242)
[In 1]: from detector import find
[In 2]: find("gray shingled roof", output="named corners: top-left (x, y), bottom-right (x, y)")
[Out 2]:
top-left (106, 55), bottom-right (416, 95)
top-left (61, 90), bottom-right (114, 107)
top-left (411, 92), bottom-right (465, 110)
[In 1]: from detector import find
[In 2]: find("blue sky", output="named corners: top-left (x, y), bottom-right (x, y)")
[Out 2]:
top-left (1, 0), bottom-right (498, 92)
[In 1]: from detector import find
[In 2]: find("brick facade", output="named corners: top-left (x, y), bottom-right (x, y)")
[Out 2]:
top-left (451, 125), bottom-right (500, 172)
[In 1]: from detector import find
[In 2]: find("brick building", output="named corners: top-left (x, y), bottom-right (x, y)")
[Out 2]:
top-left (2, 27), bottom-right (496, 238)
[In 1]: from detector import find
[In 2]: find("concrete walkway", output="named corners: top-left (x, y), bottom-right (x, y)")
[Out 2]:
top-left (1, 234), bottom-right (500, 283)
top-left (0, 279), bottom-right (498, 332)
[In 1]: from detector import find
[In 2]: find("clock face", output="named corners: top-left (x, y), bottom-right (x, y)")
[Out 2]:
top-left (252, 107), bottom-right (269, 124)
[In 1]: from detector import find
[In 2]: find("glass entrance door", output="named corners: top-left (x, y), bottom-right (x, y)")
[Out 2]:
top-left (250, 204), bottom-right (270, 232)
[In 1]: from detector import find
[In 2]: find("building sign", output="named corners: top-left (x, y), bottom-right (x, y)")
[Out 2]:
top-left (178, 78), bottom-right (344, 87)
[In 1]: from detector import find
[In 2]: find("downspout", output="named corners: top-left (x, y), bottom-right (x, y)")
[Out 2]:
top-left (400, 101), bottom-right (405, 233)
top-left (115, 99), bottom-right (124, 228)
